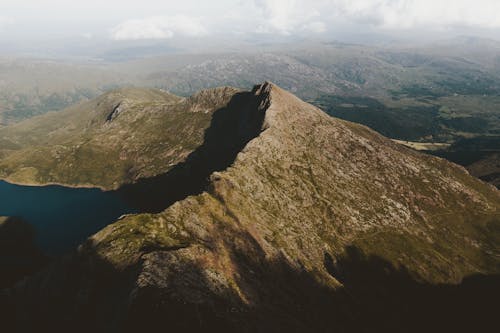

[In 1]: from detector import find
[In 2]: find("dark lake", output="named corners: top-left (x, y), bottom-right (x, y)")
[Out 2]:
top-left (0, 180), bottom-right (137, 255)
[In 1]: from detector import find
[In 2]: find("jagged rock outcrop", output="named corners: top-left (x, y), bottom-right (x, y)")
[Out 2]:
top-left (5, 83), bottom-right (500, 333)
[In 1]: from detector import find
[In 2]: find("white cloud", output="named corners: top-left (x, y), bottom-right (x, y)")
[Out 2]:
top-left (252, 0), bottom-right (500, 35)
top-left (254, 0), bottom-right (326, 34)
top-left (254, 0), bottom-right (297, 33)
top-left (2, 1), bottom-right (500, 42)
top-left (302, 21), bottom-right (327, 33)
top-left (0, 16), bottom-right (14, 30)
top-left (330, 0), bottom-right (500, 29)
top-left (81, 32), bottom-right (93, 39)
top-left (111, 15), bottom-right (207, 40)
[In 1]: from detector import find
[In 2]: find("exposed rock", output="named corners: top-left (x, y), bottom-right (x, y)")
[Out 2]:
top-left (106, 103), bottom-right (123, 122)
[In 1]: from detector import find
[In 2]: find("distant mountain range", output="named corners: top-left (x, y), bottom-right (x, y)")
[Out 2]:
top-left (1, 39), bottom-right (499, 187)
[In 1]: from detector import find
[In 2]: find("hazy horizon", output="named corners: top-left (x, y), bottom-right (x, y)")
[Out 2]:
top-left (1, 0), bottom-right (500, 59)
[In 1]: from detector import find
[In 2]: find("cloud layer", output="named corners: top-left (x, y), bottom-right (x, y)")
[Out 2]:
top-left (111, 15), bottom-right (207, 40)
top-left (252, 0), bottom-right (500, 34)
top-left (2, 0), bottom-right (500, 41)
top-left (0, 16), bottom-right (13, 30)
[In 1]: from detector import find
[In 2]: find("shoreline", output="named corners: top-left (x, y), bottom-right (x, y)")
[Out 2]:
top-left (0, 177), bottom-right (113, 192)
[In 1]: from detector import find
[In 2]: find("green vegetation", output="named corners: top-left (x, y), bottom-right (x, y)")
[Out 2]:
top-left (314, 93), bottom-right (500, 142)
top-left (391, 84), bottom-right (445, 98)
top-left (0, 87), bottom-right (241, 189)
top-left (315, 95), bottom-right (442, 141)
top-left (90, 213), bottom-right (191, 267)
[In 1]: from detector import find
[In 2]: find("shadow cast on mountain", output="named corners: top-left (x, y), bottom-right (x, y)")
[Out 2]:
top-left (123, 220), bottom-right (358, 333)
top-left (5, 237), bottom-right (499, 333)
top-left (0, 217), bottom-right (47, 289)
top-left (123, 241), bottom-right (500, 333)
top-left (325, 246), bottom-right (500, 333)
top-left (115, 91), bottom-right (267, 213)
top-left (0, 217), bottom-right (48, 332)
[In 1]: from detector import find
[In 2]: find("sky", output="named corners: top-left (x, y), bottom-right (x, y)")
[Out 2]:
top-left (0, 0), bottom-right (499, 48)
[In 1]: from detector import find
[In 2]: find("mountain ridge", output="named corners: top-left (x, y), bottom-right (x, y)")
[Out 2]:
top-left (0, 86), bottom-right (240, 190)
top-left (3, 82), bottom-right (500, 332)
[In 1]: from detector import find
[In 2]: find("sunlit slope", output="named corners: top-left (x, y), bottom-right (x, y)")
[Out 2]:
top-left (0, 87), bottom-right (239, 189)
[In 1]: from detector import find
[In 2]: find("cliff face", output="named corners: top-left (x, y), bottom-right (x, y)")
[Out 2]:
top-left (6, 83), bottom-right (500, 332)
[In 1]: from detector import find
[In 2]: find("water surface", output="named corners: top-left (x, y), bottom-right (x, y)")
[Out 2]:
top-left (0, 180), bottom-right (137, 255)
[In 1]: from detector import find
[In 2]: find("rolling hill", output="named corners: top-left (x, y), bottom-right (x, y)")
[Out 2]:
top-left (0, 87), bottom-right (240, 190)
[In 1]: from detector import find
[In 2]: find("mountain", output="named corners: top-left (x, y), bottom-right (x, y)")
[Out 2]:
top-left (4, 82), bottom-right (499, 332)
top-left (0, 86), bottom-right (244, 191)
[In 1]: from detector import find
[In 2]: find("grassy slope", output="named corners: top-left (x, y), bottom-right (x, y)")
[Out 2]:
top-left (0, 87), bottom-right (240, 189)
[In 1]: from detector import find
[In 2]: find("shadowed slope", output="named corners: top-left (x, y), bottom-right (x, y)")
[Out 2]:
top-left (324, 246), bottom-right (500, 333)
top-left (0, 217), bottom-right (46, 289)
top-left (6, 229), bottom-right (498, 333)
top-left (115, 90), bottom-right (267, 213)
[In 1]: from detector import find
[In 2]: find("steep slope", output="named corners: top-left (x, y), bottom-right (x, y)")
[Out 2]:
top-left (7, 83), bottom-right (500, 332)
top-left (0, 87), bottom-right (239, 189)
